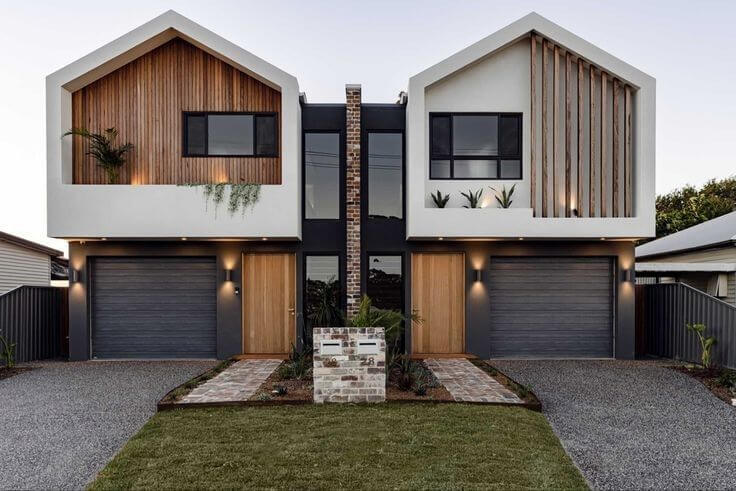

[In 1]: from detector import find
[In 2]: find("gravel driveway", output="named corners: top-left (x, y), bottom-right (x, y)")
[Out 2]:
top-left (0, 360), bottom-right (215, 490)
top-left (493, 360), bottom-right (736, 490)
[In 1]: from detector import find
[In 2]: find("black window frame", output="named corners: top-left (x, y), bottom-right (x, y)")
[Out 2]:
top-left (303, 252), bottom-right (344, 324)
top-left (367, 130), bottom-right (405, 220)
top-left (182, 111), bottom-right (279, 158)
top-left (429, 112), bottom-right (522, 180)
top-left (366, 253), bottom-right (404, 312)
top-left (303, 129), bottom-right (343, 221)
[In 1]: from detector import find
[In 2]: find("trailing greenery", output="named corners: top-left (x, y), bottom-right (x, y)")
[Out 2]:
top-left (491, 183), bottom-right (516, 208)
top-left (654, 176), bottom-right (736, 240)
top-left (180, 182), bottom-right (261, 217)
top-left (430, 190), bottom-right (450, 208)
top-left (686, 323), bottom-right (717, 368)
top-left (0, 329), bottom-right (15, 369)
top-left (460, 188), bottom-right (483, 208)
top-left (62, 127), bottom-right (133, 184)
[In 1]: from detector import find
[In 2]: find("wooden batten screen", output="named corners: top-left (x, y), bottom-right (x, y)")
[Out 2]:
top-left (529, 35), bottom-right (634, 218)
top-left (71, 38), bottom-right (282, 185)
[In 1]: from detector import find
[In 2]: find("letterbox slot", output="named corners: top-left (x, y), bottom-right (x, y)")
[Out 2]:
top-left (357, 340), bottom-right (379, 355)
top-left (320, 340), bottom-right (343, 355)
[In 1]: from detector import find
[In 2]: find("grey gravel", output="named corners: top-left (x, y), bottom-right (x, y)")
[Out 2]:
top-left (0, 360), bottom-right (215, 490)
top-left (493, 359), bottom-right (736, 490)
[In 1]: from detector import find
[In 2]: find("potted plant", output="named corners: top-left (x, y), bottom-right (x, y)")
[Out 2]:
top-left (490, 184), bottom-right (516, 209)
top-left (430, 190), bottom-right (450, 208)
top-left (62, 127), bottom-right (133, 184)
top-left (460, 188), bottom-right (483, 208)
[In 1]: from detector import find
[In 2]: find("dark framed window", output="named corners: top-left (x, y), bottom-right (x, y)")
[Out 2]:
top-left (368, 132), bottom-right (403, 219)
top-left (304, 132), bottom-right (340, 219)
top-left (183, 112), bottom-right (278, 157)
top-left (305, 255), bottom-right (341, 328)
top-left (429, 113), bottom-right (521, 180)
top-left (367, 255), bottom-right (403, 311)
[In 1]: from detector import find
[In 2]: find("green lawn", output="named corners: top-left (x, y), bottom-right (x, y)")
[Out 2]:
top-left (90, 404), bottom-right (586, 490)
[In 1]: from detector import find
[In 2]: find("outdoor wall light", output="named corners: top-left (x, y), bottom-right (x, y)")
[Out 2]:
top-left (70, 269), bottom-right (80, 283)
top-left (623, 269), bottom-right (634, 282)
top-left (475, 269), bottom-right (482, 282)
top-left (224, 269), bottom-right (233, 282)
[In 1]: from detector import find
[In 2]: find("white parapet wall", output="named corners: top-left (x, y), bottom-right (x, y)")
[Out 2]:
top-left (313, 327), bottom-right (386, 403)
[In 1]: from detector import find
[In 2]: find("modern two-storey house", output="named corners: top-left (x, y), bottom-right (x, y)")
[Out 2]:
top-left (47, 11), bottom-right (655, 361)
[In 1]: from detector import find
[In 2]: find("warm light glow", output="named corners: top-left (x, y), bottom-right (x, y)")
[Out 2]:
top-left (518, 237), bottom-right (524, 241)
top-left (600, 237), bottom-right (606, 241)
top-left (101, 237), bottom-right (107, 241)
top-left (438, 237), bottom-right (444, 241)
top-left (181, 237), bottom-right (187, 241)
top-left (262, 237), bottom-right (268, 241)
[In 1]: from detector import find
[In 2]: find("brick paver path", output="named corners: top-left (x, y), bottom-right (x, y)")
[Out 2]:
top-left (425, 358), bottom-right (522, 404)
top-left (180, 359), bottom-right (281, 403)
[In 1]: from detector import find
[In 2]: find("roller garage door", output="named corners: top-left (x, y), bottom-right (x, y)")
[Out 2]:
top-left (489, 257), bottom-right (613, 358)
top-left (92, 257), bottom-right (217, 359)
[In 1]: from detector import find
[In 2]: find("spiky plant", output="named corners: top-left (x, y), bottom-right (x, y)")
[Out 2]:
top-left (491, 183), bottom-right (516, 208)
top-left (686, 323), bottom-right (717, 368)
top-left (62, 128), bottom-right (133, 184)
top-left (430, 190), bottom-right (451, 208)
top-left (460, 188), bottom-right (483, 208)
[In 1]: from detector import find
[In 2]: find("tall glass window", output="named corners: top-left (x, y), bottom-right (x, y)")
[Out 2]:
top-left (367, 255), bottom-right (402, 311)
top-left (304, 133), bottom-right (340, 219)
top-left (368, 133), bottom-right (403, 219)
top-left (305, 256), bottom-right (341, 328)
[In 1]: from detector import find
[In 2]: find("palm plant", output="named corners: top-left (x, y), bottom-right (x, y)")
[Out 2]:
top-left (491, 183), bottom-right (516, 208)
top-left (63, 127), bottom-right (133, 184)
top-left (460, 188), bottom-right (483, 208)
top-left (686, 323), bottom-right (717, 368)
top-left (430, 190), bottom-right (451, 208)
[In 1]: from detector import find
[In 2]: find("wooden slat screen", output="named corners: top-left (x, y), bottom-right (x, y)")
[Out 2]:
top-left (71, 38), bottom-right (282, 185)
top-left (530, 34), bottom-right (634, 218)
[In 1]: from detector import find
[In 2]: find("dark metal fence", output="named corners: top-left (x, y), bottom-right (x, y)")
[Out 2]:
top-left (0, 286), bottom-right (68, 364)
top-left (636, 283), bottom-right (736, 369)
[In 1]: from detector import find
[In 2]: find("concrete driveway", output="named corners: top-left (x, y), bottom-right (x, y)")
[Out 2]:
top-left (494, 360), bottom-right (736, 490)
top-left (0, 360), bottom-right (215, 490)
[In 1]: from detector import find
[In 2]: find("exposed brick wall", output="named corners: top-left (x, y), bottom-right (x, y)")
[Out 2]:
top-left (313, 327), bottom-right (386, 403)
top-left (345, 85), bottom-right (362, 318)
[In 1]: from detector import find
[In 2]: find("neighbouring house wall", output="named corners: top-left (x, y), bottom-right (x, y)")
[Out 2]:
top-left (0, 242), bottom-right (51, 294)
top-left (71, 38), bottom-right (282, 185)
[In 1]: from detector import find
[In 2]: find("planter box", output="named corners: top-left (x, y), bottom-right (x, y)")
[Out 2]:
top-left (313, 327), bottom-right (386, 403)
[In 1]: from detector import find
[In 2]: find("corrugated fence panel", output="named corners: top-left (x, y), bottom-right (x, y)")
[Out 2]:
top-left (636, 283), bottom-right (736, 369)
top-left (0, 286), bottom-right (68, 364)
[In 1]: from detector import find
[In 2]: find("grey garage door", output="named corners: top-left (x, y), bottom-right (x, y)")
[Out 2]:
top-left (489, 257), bottom-right (613, 358)
top-left (92, 257), bottom-right (217, 359)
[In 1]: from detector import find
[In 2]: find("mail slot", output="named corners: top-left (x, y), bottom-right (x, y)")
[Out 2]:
top-left (320, 340), bottom-right (343, 355)
top-left (357, 340), bottom-right (379, 355)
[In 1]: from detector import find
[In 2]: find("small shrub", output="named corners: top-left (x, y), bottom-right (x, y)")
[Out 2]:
top-left (413, 382), bottom-right (428, 396)
top-left (686, 323), bottom-right (717, 368)
top-left (0, 329), bottom-right (16, 369)
top-left (430, 190), bottom-right (450, 208)
top-left (277, 343), bottom-right (313, 380)
top-left (272, 385), bottom-right (288, 396)
top-left (716, 369), bottom-right (736, 390)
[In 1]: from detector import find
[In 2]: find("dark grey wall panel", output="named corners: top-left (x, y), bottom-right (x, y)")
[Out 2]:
top-left (488, 257), bottom-right (613, 358)
top-left (91, 257), bottom-right (217, 359)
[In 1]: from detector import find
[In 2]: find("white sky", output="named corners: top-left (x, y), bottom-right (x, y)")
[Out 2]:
top-left (1, 0), bottom-right (734, 255)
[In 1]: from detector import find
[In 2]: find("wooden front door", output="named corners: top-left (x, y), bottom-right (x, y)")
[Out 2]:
top-left (411, 253), bottom-right (465, 354)
top-left (242, 253), bottom-right (296, 354)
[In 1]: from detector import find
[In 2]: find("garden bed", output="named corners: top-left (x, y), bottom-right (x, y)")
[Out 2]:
top-left (670, 365), bottom-right (736, 406)
top-left (386, 358), bottom-right (454, 402)
top-left (470, 359), bottom-right (542, 410)
top-left (250, 362), bottom-right (313, 403)
top-left (0, 366), bottom-right (32, 381)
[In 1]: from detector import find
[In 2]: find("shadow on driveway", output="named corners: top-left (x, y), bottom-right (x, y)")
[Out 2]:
top-left (493, 360), bottom-right (736, 490)
top-left (0, 360), bottom-right (215, 490)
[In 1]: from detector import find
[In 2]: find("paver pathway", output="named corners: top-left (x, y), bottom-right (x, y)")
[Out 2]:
top-left (180, 359), bottom-right (281, 403)
top-left (425, 358), bottom-right (522, 404)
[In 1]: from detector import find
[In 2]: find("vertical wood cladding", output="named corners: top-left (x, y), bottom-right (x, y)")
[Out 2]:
top-left (532, 35), bottom-right (634, 218)
top-left (71, 38), bottom-right (281, 185)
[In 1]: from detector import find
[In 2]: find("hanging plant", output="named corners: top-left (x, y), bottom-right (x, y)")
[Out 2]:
top-left (180, 182), bottom-right (261, 217)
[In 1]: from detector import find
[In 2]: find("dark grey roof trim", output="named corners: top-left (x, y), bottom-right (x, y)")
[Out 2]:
top-left (0, 231), bottom-right (63, 257)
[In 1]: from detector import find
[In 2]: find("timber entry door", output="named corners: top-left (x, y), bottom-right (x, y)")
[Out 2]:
top-left (242, 253), bottom-right (296, 354)
top-left (410, 253), bottom-right (465, 354)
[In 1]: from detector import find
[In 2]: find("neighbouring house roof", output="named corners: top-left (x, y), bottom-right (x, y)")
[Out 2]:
top-left (51, 257), bottom-right (69, 281)
top-left (636, 211), bottom-right (736, 259)
top-left (0, 231), bottom-right (63, 258)
top-left (636, 262), bottom-right (736, 273)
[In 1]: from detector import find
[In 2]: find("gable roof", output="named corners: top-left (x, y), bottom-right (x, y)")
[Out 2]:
top-left (410, 12), bottom-right (654, 91)
top-left (47, 10), bottom-right (298, 94)
top-left (636, 211), bottom-right (736, 258)
top-left (0, 231), bottom-right (63, 257)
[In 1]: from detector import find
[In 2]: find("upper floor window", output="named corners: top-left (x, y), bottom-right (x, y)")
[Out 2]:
top-left (368, 132), bottom-right (403, 219)
top-left (183, 112), bottom-right (277, 157)
top-left (430, 113), bottom-right (521, 180)
top-left (304, 132), bottom-right (340, 219)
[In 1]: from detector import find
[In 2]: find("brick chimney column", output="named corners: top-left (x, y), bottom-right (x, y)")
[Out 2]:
top-left (345, 84), bottom-right (362, 318)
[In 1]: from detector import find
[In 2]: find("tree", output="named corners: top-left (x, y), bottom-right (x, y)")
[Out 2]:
top-left (655, 176), bottom-right (736, 239)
